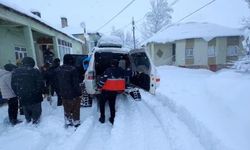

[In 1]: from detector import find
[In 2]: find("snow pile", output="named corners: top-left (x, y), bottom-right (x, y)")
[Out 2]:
top-left (157, 66), bottom-right (250, 150)
top-left (97, 35), bottom-right (123, 48)
top-left (233, 55), bottom-right (250, 72)
top-left (145, 22), bottom-right (243, 44)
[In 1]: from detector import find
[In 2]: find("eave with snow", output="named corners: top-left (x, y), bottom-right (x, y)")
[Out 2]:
top-left (144, 22), bottom-right (245, 71)
top-left (0, 2), bottom-right (87, 68)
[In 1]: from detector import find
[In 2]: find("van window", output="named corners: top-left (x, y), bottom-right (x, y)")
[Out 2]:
top-left (94, 52), bottom-right (131, 76)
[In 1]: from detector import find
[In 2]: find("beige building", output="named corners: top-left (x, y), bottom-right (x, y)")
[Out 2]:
top-left (145, 22), bottom-right (245, 71)
top-left (0, 2), bottom-right (86, 68)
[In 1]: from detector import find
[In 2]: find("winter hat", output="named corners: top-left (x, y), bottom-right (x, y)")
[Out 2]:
top-left (4, 63), bottom-right (17, 72)
top-left (53, 58), bottom-right (60, 67)
top-left (22, 57), bottom-right (35, 67)
top-left (63, 54), bottom-right (74, 65)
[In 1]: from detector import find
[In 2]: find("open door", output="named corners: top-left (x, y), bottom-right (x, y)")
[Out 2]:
top-left (129, 48), bottom-right (159, 94)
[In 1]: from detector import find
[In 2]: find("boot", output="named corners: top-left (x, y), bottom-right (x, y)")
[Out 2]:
top-left (109, 117), bottom-right (114, 125)
top-left (99, 116), bottom-right (105, 123)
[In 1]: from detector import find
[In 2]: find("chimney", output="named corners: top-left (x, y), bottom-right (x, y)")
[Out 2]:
top-left (61, 17), bottom-right (68, 28)
top-left (31, 11), bottom-right (41, 18)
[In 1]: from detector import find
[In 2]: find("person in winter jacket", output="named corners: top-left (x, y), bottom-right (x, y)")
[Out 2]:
top-left (97, 59), bottom-right (126, 124)
top-left (0, 64), bottom-right (21, 125)
top-left (55, 54), bottom-right (82, 128)
top-left (47, 58), bottom-right (62, 106)
top-left (40, 63), bottom-right (50, 96)
top-left (11, 57), bottom-right (44, 124)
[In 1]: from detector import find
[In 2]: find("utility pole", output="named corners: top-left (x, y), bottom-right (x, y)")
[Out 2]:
top-left (132, 17), bottom-right (136, 49)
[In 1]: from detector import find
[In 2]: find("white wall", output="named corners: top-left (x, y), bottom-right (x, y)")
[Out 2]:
top-left (153, 43), bottom-right (173, 66)
top-left (175, 40), bottom-right (185, 66)
top-left (216, 37), bottom-right (227, 64)
top-left (193, 38), bottom-right (208, 65)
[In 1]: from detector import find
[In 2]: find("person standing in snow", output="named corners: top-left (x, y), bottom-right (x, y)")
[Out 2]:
top-left (0, 64), bottom-right (21, 125)
top-left (11, 57), bottom-right (44, 124)
top-left (55, 54), bottom-right (82, 128)
top-left (97, 59), bottom-right (126, 124)
top-left (47, 58), bottom-right (62, 106)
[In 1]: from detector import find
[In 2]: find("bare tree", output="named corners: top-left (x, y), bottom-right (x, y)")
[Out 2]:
top-left (142, 0), bottom-right (173, 40)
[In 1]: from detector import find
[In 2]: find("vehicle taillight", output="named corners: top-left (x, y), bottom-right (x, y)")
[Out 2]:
top-left (156, 78), bottom-right (160, 82)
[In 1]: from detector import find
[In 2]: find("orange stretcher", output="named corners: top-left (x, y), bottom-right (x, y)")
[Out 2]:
top-left (102, 79), bottom-right (125, 91)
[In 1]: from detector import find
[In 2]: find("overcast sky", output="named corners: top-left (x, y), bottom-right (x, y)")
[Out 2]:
top-left (1, 0), bottom-right (249, 37)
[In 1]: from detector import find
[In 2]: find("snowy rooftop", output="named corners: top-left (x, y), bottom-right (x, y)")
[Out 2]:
top-left (145, 22), bottom-right (244, 44)
top-left (0, 1), bottom-right (84, 44)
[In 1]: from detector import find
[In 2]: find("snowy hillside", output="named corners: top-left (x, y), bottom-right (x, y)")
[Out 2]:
top-left (0, 66), bottom-right (249, 150)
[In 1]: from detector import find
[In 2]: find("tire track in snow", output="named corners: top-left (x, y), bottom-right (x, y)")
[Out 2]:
top-left (44, 101), bottom-right (98, 150)
top-left (107, 94), bottom-right (148, 150)
top-left (109, 94), bottom-right (171, 150)
top-left (143, 91), bottom-right (230, 150)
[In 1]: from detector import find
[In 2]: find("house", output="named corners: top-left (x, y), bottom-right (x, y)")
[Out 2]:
top-left (0, 2), bottom-right (86, 68)
top-left (145, 22), bottom-right (245, 71)
top-left (60, 22), bottom-right (102, 53)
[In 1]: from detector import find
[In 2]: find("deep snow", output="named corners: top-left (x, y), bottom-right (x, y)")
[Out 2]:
top-left (0, 66), bottom-right (249, 150)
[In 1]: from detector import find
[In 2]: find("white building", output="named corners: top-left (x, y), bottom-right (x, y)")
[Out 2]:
top-left (145, 22), bottom-right (245, 71)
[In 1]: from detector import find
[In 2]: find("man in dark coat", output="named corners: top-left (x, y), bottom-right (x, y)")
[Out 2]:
top-left (56, 54), bottom-right (82, 128)
top-left (11, 57), bottom-right (44, 124)
top-left (97, 59), bottom-right (126, 124)
top-left (47, 58), bottom-right (61, 106)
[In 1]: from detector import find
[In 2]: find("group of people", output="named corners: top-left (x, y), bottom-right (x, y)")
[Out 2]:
top-left (0, 54), bottom-right (129, 127)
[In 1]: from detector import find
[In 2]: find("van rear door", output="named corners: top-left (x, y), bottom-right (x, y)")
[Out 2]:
top-left (129, 48), bottom-right (159, 94)
top-left (84, 55), bottom-right (97, 94)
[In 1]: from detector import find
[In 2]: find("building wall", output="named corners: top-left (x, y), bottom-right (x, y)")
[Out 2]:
top-left (0, 6), bottom-right (85, 68)
top-left (216, 37), bottom-right (227, 65)
top-left (175, 40), bottom-right (186, 66)
top-left (193, 38), bottom-right (208, 66)
top-left (151, 43), bottom-right (173, 66)
top-left (0, 27), bottom-right (27, 68)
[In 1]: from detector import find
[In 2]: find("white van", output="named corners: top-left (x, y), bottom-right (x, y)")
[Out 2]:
top-left (84, 45), bottom-right (160, 99)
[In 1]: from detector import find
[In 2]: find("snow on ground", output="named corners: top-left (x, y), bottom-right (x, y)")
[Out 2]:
top-left (157, 66), bottom-right (250, 150)
top-left (0, 66), bottom-right (249, 150)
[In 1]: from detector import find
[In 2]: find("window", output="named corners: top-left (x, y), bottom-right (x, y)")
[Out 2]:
top-left (227, 45), bottom-right (238, 56)
top-left (185, 48), bottom-right (193, 57)
top-left (57, 39), bottom-right (72, 59)
top-left (208, 46), bottom-right (216, 57)
top-left (14, 46), bottom-right (27, 61)
top-left (185, 39), bottom-right (194, 58)
top-left (156, 49), bottom-right (163, 58)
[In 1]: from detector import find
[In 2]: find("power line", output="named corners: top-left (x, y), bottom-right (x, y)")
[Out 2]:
top-left (176, 0), bottom-right (216, 23)
top-left (115, 0), bottom-right (179, 32)
top-left (96, 0), bottom-right (136, 32)
top-left (142, 0), bottom-right (216, 44)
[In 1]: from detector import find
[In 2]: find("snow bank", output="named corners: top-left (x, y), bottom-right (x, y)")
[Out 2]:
top-left (157, 66), bottom-right (250, 150)
top-left (145, 22), bottom-right (243, 44)
top-left (233, 55), bottom-right (250, 73)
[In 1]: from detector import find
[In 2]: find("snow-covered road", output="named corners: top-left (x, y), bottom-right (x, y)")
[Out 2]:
top-left (0, 66), bottom-right (249, 150)
top-left (0, 92), bottom-right (220, 150)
